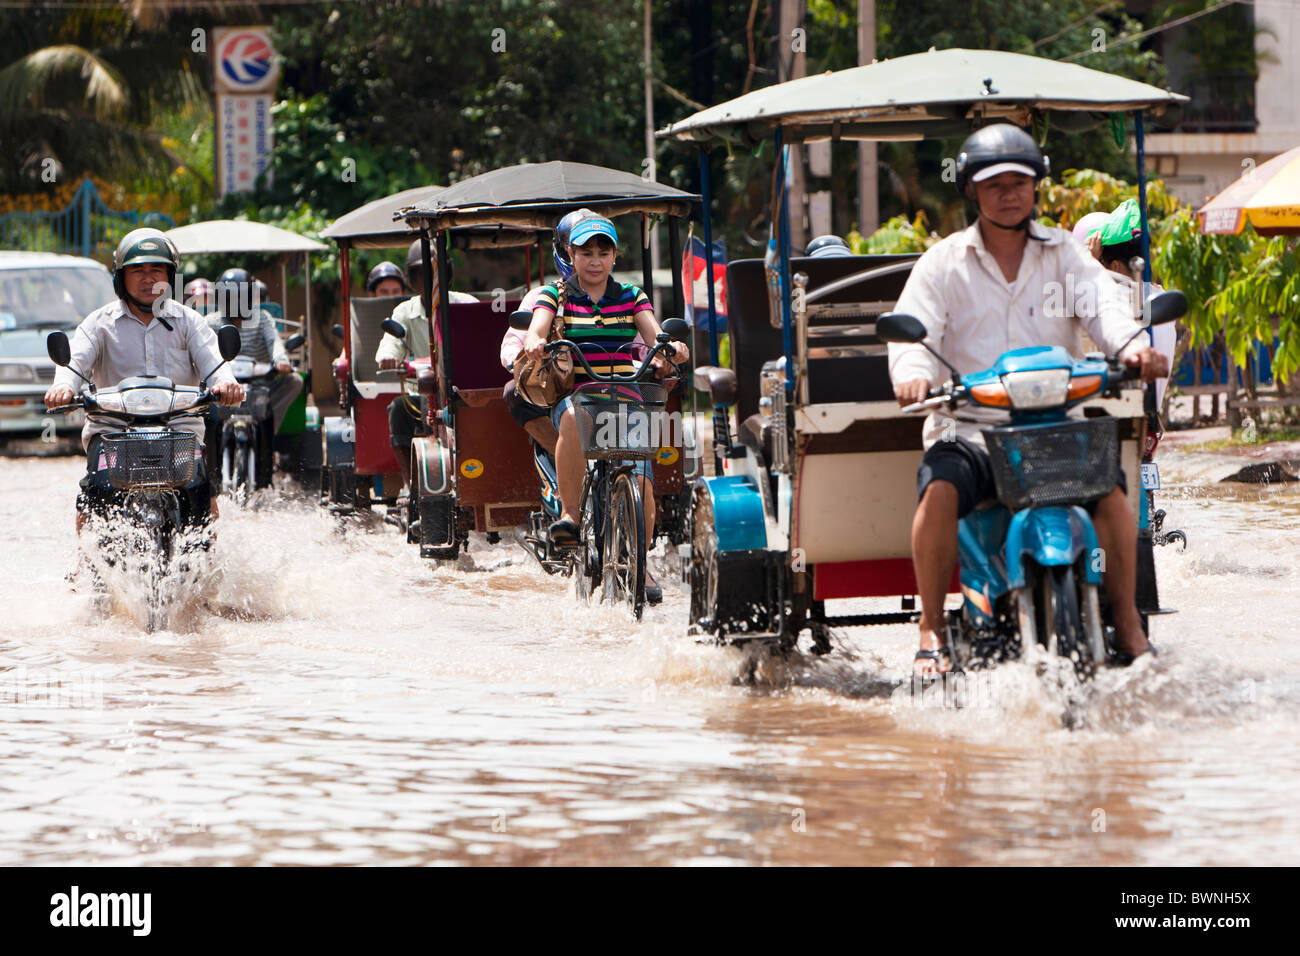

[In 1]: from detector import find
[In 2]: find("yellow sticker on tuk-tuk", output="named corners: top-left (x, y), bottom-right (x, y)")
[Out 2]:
top-left (656, 447), bottom-right (679, 465)
top-left (460, 458), bottom-right (484, 478)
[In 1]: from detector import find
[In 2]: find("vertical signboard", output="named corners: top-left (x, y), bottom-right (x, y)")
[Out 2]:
top-left (212, 27), bottom-right (280, 197)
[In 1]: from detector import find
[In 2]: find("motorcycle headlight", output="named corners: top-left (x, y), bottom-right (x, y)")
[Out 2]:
top-left (0, 364), bottom-right (36, 382)
top-left (1001, 369), bottom-right (1071, 409)
top-left (169, 389), bottom-right (201, 412)
top-left (121, 387), bottom-right (172, 415)
top-left (93, 392), bottom-right (125, 413)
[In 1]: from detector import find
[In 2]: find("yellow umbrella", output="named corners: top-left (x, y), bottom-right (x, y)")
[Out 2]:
top-left (1199, 144), bottom-right (1300, 236)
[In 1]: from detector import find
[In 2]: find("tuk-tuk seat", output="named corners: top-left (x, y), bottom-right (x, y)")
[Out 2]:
top-left (442, 299), bottom-right (520, 390)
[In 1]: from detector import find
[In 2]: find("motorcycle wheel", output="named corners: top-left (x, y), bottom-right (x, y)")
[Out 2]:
top-left (145, 526), bottom-right (173, 634)
top-left (603, 470), bottom-right (645, 620)
top-left (1038, 563), bottom-right (1095, 679)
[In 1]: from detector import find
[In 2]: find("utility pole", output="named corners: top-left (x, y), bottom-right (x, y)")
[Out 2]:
top-left (778, 0), bottom-right (807, 253)
top-left (643, 0), bottom-right (661, 272)
top-left (858, 0), bottom-right (879, 236)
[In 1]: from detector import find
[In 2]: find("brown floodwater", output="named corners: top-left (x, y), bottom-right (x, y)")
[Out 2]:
top-left (2, 448), bottom-right (1297, 865)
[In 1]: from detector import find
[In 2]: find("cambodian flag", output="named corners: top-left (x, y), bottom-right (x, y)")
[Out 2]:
top-left (683, 236), bottom-right (727, 333)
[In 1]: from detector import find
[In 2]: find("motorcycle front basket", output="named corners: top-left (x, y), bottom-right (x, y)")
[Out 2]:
top-left (984, 417), bottom-right (1119, 511)
top-left (572, 381), bottom-right (668, 461)
top-left (101, 431), bottom-right (199, 490)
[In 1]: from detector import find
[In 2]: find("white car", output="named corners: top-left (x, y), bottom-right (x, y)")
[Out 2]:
top-left (0, 252), bottom-right (114, 444)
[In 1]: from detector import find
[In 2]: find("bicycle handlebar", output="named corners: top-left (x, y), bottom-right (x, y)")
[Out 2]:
top-left (541, 339), bottom-right (683, 384)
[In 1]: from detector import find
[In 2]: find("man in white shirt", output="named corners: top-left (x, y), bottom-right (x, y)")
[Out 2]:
top-left (888, 125), bottom-right (1168, 676)
top-left (44, 228), bottom-right (243, 531)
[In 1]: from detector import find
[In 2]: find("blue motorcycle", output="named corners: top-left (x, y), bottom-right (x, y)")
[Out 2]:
top-left (876, 290), bottom-right (1185, 678)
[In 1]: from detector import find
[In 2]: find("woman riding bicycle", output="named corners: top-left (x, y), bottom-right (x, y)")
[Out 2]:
top-left (523, 214), bottom-right (689, 605)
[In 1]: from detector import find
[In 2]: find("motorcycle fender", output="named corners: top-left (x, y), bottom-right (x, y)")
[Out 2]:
top-left (412, 435), bottom-right (451, 496)
top-left (957, 506), bottom-right (1011, 626)
top-left (699, 475), bottom-right (767, 553)
top-left (323, 415), bottom-right (355, 468)
top-left (1005, 505), bottom-right (1101, 589)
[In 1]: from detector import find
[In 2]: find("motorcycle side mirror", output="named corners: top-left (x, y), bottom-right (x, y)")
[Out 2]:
top-left (331, 324), bottom-right (344, 339)
top-left (46, 330), bottom-right (71, 366)
top-left (381, 318), bottom-right (406, 339)
top-left (1144, 289), bottom-right (1187, 327)
top-left (875, 313), bottom-right (928, 344)
top-left (217, 324), bottom-right (242, 361)
top-left (661, 317), bottom-right (689, 341)
top-left (284, 333), bottom-right (305, 352)
top-left (508, 309), bottom-right (532, 331)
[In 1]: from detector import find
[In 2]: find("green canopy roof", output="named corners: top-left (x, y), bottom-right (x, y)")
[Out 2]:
top-left (658, 48), bottom-right (1187, 146)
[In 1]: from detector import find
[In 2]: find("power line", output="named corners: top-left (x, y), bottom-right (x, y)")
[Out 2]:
top-left (1059, 0), bottom-right (1247, 63)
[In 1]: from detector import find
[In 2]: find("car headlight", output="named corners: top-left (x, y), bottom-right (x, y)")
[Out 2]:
top-left (1001, 369), bottom-right (1071, 409)
top-left (0, 364), bottom-right (36, 382)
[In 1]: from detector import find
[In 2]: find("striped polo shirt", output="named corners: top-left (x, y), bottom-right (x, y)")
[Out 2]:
top-left (534, 276), bottom-right (653, 385)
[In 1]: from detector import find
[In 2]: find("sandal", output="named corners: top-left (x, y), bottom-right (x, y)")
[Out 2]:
top-left (548, 518), bottom-right (580, 547)
top-left (644, 580), bottom-right (663, 605)
top-left (1110, 640), bottom-right (1158, 668)
top-left (913, 646), bottom-right (952, 679)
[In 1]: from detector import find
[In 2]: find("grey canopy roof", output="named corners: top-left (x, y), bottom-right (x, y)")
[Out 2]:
top-left (166, 220), bottom-right (327, 255)
top-left (401, 161), bottom-right (699, 230)
top-left (322, 185), bottom-right (545, 249)
top-left (658, 48), bottom-right (1188, 145)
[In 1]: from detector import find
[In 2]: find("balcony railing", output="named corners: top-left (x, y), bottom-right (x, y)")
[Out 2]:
top-left (1166, 71), bottom-right (1258, 134)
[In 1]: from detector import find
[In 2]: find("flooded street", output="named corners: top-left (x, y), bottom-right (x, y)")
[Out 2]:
top-left (3, 447), bottom-right (1299, 866)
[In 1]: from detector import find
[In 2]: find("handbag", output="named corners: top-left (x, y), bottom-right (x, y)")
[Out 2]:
top-left (512, 284), bottom-right (575, 407)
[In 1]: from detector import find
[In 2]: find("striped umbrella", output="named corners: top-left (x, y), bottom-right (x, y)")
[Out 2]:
top-left (1199, 144), bottom-right (1300, 236)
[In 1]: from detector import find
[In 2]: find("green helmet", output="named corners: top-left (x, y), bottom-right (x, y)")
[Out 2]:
top-left (112, 227), bottom-right (180, 301)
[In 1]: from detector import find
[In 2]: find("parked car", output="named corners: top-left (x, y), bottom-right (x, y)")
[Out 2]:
top-left (0, 252), bottom-right (114, 444)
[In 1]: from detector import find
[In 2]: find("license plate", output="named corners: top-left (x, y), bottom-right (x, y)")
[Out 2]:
top-left (1140, 462), bottom-right (1160, 491)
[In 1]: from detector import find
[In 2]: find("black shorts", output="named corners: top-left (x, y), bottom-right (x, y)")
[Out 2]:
top-left (917, 435), bottom-right (1127, 518)
top-left (502, 378), bottom-right (549, 428)
top-left (388, 394), bottom-right (426, 449)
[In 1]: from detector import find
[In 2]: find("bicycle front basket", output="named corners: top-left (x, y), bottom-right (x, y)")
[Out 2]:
top-left (572, 381), bottom-right (668, 461)
top-left (984, 417), bottom-right (1119, 511)
top-left (101, 431), bottom-right (199, 490)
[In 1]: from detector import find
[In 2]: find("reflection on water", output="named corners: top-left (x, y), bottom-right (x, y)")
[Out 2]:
top-left (1, 453), bottom-right (1297, 865)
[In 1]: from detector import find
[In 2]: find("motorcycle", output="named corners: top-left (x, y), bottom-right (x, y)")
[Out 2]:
top-left (47, 325), bottom-right (241, 632)
top-left (876, 290), bottom-right (1186, 679)
top-left (218, 336), bottom-right (304, 503)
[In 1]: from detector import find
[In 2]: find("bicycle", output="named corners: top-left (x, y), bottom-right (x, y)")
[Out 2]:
top-left (543, 322), bottom-right (688, 620)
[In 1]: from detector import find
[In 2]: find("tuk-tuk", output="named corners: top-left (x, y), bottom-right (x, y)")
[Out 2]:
top-left (318, 186), bottom-right (541, 517)
top-left (397, 162), bottom-right (701, 571)
top-left (658, 48), bottom-right (1187, 664)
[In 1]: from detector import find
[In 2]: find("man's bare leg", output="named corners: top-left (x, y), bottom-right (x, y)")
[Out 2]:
top-left (1092, 485), bottom-right (1151, 658)
top-left (912, 481), bottom-right (960, 676)
top-left (524, 418), bottom-right (558, 456)
top-left (395, 447), bottom-right (412, 498)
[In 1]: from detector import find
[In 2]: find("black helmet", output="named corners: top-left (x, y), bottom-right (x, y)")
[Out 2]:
top-left (405, 239), bottom-right (452, 289)
top-left (112, 227), bottom-right (180, 302)
top-left (805, 235), bottom-right (852, 258)
top-left (254, 278), bottom-right (269, 304)
top-left (366, 260), bottom-right (406, 293)
top-left (954, 124), bottom-right (1050, 195)
top-left (214, 267), bottom-right (255, 320)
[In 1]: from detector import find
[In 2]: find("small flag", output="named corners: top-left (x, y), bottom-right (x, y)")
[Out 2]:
top-left (683, 235), bottom-right (728, 333)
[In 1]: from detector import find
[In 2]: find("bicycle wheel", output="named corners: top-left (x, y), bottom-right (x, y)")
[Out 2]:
top-left (574, 470), bottom-right (600, 603)
top-left (603, 470), bottom-right (646, 619)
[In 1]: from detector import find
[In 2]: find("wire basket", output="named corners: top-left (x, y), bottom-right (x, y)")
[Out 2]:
top-left (572, 381), bottom-right (669, 461)
top-left (984, 417), bottom-right (1119, 511)
top-left (101, 431), bottom-right (199, 490)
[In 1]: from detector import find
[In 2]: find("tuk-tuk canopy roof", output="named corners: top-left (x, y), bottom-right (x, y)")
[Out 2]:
top-left (322, 185), bottom-right (546, 249)
top-left (658, 48), bottom-right (1188, 145)
top-left (165, 219), bottom-right (327, 255)
top-left (401, 161), bottom-right (700, 230)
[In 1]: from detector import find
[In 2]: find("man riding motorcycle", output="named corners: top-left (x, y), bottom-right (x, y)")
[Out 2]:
top-left (887, 124), bottom-right (1169, 677)
top-left (374, 240), bottom-right (476, 496)
top-left (43, 228), bottom-right (244, 533)
top-left (205, 268), bottom-right (303, 486)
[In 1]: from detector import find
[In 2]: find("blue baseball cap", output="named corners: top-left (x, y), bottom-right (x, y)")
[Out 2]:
top-left (568, 216), bottom-right (618, 249)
